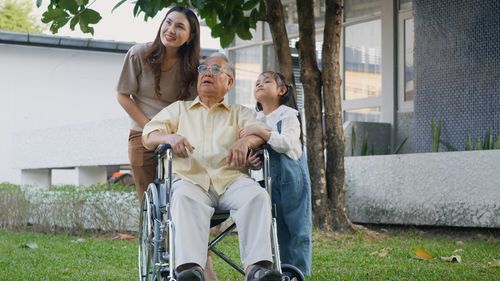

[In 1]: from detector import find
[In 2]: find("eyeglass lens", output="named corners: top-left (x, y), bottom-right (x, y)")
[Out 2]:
top-left (198, 65), bottom-right (222, 75)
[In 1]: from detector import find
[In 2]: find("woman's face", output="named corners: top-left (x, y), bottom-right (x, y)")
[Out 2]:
top-left (160, 11), bottom-right (192, 50)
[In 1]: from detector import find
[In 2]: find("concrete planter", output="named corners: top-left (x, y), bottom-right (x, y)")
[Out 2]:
top-left (345, 150), bottom-right (500, 228)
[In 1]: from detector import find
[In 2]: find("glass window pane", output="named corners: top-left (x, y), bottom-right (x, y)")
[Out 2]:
top-left (344, 107), bottom-right (381, 122)
top-left (228, 47), bottom-right (261, 108)
top-left (344, 20), bottom-right (381, 100)
top-left (404, 18), bottom-right (414, 101)
top-left (345, 0), bottom-right (382, 20)
top-left (264, 0), bottom-right (326, 40)
top-left (399, 0), bottom-right (413, 10)
top-left (263, 44), bottom-right (277, 71)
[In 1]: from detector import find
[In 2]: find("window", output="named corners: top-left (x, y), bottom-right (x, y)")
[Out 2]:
top-left (398, 10), bottom-right (414, 111)
top-left (344, 20), bottom-right (382, 100)
top-left (404, 18), bottom-right (414, 102)
top-left (344, 107), bottom-right (381, 122)
top-left (345, 0), bottom-right (382, 20)
top-left (227, 46), bottom-right (261, 107)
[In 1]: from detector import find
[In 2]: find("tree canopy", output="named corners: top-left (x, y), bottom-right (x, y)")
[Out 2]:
top-left (37, 0), bottom-right (263, 47)
top-left (0, 0), bottom-right (45, 33)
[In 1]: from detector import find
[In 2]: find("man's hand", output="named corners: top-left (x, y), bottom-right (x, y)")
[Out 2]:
top-left (227, 138), bottom-right (250, 167)
top-left (165, 134), bottom-right (194, 158)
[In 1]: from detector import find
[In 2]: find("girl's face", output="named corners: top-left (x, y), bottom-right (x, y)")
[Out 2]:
top-left (160, 11), bottom-right (191, 50)
top-left (254, 73), bottom-right (286, 103)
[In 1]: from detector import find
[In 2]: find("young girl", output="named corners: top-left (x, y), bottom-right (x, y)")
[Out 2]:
top-left (241, 71), bottom-right (312, 276)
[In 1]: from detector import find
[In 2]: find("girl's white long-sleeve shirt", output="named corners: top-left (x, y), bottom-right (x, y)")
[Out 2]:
top-left (256, 105), bottom-right (303, 160)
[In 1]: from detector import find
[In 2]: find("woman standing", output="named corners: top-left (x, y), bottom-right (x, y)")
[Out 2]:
top-left (117, 7), bottom-right (219, 281)
top-left (116, 6), bottom-right (200, 203)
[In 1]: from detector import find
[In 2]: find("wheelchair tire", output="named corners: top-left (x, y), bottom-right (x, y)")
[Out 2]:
top-left (281, 264), bottom-right (305, 281)
top-left (138, 184), bottom-right (160, 281)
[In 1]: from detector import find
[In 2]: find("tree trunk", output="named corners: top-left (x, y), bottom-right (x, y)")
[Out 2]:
top-left (264, 0), bottom-right (294, 84)
top-left (322, 0), bottom-right (352, 231)
top-left (295, 0), bottom-right (329, 229)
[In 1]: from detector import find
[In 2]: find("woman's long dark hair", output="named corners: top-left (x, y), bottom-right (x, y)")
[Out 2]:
top-left (256, 71), bottom-right (304, 146)
top-left (144, 6), bottom-right (200, 100)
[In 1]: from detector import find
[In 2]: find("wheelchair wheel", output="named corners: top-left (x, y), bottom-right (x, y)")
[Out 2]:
top-left (139, 184), bottom-right (160, 281)
top-left (281, 264), bottom-right (305, 281)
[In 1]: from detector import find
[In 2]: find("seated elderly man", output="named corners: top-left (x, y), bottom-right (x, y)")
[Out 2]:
top-left (142, 53), bottom-right (282, 281)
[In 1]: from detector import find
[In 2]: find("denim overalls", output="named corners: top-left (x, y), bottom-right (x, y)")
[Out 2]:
top-left (268, 120), bottom-right (312, 276)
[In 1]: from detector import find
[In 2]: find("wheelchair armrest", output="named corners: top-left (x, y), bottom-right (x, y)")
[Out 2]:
top-left (155, 144), bottom-right (172, 157)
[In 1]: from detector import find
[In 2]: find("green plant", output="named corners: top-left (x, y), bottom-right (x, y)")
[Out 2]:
top-left (392, 137), bottom-right (408, 154)
top-left (464, 128), bottom-right (500, 151)
top-left (465, 135), bottom-right (473, 151)
top-left (431, 117), bottom-right (442, 152)
top-left (360, 133), bottom-right (370, 156)
top-left (351, 126), bottom-right (356, 156)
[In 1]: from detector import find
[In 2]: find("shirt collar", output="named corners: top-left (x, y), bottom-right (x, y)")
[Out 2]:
top-left (189, 96), bottom-right (231, 111)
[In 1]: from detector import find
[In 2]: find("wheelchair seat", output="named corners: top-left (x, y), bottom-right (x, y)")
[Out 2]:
top-left (210, 209), bottom-right (230, 228)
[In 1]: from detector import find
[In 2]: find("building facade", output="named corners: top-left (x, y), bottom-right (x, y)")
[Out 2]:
top-left (0, 30), bottom-right (215, 186)
top-left (226, 0), bottom-right (499, 154)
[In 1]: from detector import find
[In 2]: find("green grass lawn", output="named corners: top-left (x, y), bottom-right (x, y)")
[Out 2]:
top-left (0, 227), bottom-right (498, 281)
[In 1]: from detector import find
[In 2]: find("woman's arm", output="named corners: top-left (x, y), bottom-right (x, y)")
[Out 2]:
top-left (117, 92), bottom-right (150, 129)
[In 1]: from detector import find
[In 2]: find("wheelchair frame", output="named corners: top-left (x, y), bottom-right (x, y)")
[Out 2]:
top-left (138, 144), bottom-right (304, 281)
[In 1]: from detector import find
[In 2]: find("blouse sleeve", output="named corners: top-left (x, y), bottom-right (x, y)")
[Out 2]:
top-left (116, 45), bottom-right (142, 95)
top-left (267, 113), bottom-right (301, 154)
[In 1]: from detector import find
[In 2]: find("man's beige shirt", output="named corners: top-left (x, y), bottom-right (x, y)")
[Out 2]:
top-left (142, 97), bottom-right (265, 194)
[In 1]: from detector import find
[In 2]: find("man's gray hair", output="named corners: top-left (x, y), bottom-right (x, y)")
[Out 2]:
top-left (203, 52), bottom-right (235, 78)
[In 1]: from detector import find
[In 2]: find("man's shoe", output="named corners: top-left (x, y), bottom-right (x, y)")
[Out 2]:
top-left (176, 266), bottom-right (205, 281)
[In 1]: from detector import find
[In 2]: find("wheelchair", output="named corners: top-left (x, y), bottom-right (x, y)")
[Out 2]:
top-left (138, 144), bottom-right (305, 281)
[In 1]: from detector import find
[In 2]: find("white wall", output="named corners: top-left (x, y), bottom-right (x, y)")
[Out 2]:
top-left (0, 43), bottom-right (129, 184)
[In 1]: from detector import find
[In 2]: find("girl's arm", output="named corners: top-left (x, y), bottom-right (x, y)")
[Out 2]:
top-left (267, 115), bottom-right (301, 154)
top-left (239, 125), bottom-right (271, 141)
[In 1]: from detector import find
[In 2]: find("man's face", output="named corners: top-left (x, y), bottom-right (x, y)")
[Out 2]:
top-left (197, 57), bottom-right (233, 100)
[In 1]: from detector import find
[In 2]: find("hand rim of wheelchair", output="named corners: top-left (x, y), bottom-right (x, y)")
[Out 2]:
top-left (139, 184), bottom-right (160, 281)
top-left (280, 264), bottom-right (305, 281)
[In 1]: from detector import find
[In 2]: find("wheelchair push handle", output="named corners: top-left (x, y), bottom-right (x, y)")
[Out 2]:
top-left (154, 143), bottom-right (172, 157)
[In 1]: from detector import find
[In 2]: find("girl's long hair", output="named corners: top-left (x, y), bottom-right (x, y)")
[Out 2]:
top-left (144, 6), bottom-right (200, 100)
top-left (256, 71), bottom-right (304, 146)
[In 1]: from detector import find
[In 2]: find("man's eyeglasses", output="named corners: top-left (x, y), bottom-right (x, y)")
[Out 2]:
top-left (197, 64), bottom-right (232, 78)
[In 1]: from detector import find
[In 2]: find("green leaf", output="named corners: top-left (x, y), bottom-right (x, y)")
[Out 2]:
top-left (494, 133), bottom-right (500, 149)
top-left (242, 0), bottom-right (260, 10)
top-left (211, 23), bottom-right (223, 38)
top-left (80, 8), bottom-right (101, 24)
top-left (191, 0), bottom-right (204, 9)
top-left (361, 134), bottom-right (369, 156)
top-left (60, 0), bottom-right (79, 14)
top-left (351, 127), bottom-right (356, 156)
top-left (465, 135), bottom-right (473, 151)
top-left (74, 0), bottom-right (87, 5)
top-left (112, 0), bottom-right (128, 13)
top-left (69, 15), bottom-right (79, 30)
top-left (41, 8), bottom-right (69, 23)
top-left (393, 137), bottom-right (408, 154)
top-left (236, 22), bottom-right (252, 40)
top-left (220, 29), bottom-right (235, 48)
top-left (204, 9), bottom-right (217, 27)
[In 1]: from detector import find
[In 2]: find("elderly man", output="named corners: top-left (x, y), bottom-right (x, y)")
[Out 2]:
top-left (142, 53), bottom-right (282, 281)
